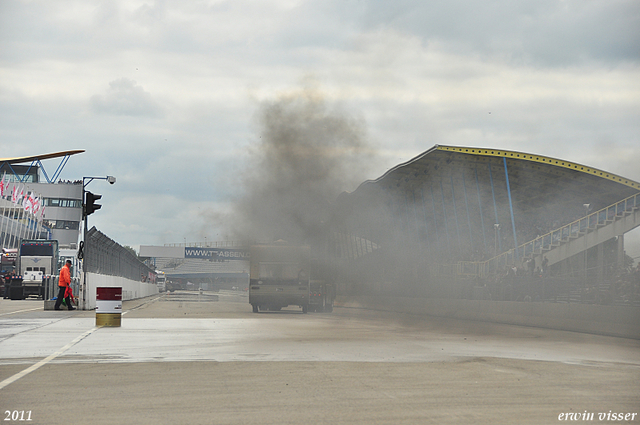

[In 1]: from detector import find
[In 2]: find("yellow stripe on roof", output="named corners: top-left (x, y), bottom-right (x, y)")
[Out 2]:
top-left (436, 145), bottom-right (640, 190)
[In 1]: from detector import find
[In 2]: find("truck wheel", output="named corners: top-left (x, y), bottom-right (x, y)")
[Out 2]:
top-left (252, 304), bottom-right (258, 313)
top-left (325, 303), bottom-right (333, 313)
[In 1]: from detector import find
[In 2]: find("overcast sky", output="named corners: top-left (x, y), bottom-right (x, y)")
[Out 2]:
top-left (1, 0), bottom-right (639, 257)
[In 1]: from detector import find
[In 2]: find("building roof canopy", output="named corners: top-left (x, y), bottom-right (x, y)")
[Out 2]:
top-left (335, 145), bottom-right (640, 259)
top-left (354, 145), bottom-right (639, 217)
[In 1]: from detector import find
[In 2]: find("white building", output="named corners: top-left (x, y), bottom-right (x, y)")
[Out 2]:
top-left (0, 151), bottom-right (84, 249)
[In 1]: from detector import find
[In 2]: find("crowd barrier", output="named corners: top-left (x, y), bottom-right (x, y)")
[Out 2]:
top-left (80, 273), bottom-right (158, 310)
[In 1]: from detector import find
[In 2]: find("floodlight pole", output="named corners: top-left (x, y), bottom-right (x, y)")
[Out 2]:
top-left (80, 176), bottom-right (115, 310)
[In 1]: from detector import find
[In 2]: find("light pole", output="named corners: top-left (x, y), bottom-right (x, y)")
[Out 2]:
top-left (80, 175), bottom-right (115, 310)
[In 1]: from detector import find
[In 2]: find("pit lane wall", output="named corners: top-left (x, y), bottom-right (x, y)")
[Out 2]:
top-left (81, 272), bottom-right (159, 310)
top-left (335, 296), bottom-right (640, 339)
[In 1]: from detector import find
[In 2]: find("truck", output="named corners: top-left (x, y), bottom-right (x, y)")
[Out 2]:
top-left (156, 271), bottom-right (167, 292)
top-left (14, 239), bottom-right (59, 299)
top-left (249, 243), bottom-right (311, 313)
top-left (1, 248), bottom-right (17, 273)
top-left (308, 278), bottom-right (335, 313)
top-left (1, 248), bottom-right (17, 298)
top-left (249, 242), bottom-right (336, 314)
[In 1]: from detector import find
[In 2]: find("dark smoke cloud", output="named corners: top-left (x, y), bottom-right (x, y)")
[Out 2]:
top-left (227, 85), bottom-right (376, 244)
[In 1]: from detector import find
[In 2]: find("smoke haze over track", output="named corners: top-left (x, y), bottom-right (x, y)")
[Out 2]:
top-left (226, 85), bottom-right (377, 244)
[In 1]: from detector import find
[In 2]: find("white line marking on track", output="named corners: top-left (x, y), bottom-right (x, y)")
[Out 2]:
top-left (0, 326), bottom-right (99, 390)
top-left (0, 294), bottom-right (162, 387)
top-left (0, 307), bottom-right (43, 316)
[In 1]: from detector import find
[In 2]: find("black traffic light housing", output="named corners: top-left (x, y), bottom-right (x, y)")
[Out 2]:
top-left (84, 191), bottom-right (102, 217)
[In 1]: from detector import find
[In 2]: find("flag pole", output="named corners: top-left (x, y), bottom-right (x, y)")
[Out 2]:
top-left (0, 174), bottom-right (10, 248)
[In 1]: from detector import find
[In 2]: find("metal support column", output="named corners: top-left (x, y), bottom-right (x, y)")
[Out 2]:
top-left (488, 164), bottom-right (501, 253)
top-left (503, 157), bottom-right (519, 260)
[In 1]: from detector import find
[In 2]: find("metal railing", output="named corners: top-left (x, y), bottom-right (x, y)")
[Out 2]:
top-left (521, 192), bottom-right (639, 258)
top-left (453, 192), bottom-right (640, 278)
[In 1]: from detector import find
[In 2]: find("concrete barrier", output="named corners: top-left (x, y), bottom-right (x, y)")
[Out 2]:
top-left (80, 273), bottom-right (158, 310)
top-left (335, 295), bottom-right (640, 339)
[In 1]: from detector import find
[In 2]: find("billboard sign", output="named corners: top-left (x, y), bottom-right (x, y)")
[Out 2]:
top-left (184, 247), bottom-right (250, 261)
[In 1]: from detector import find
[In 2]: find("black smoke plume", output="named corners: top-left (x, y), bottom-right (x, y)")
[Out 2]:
top-left (229, 85), bottom-right (375, 244)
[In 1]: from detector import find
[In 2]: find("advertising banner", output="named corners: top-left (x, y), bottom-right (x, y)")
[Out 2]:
top-left (184, 247), bottom-right (250, 260)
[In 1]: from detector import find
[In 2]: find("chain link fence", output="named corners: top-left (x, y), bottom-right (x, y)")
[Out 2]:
top-left (85, 226), bottom-right (155, 282)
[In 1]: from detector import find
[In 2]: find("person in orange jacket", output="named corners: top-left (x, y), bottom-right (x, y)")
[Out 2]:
top-left (54, 260), bottom-right (75, 311)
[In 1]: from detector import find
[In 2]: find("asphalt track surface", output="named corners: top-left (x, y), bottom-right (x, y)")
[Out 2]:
top-left (0, 291), bottom-right (638, 425)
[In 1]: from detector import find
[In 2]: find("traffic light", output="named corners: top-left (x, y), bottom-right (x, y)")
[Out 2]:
top-left (84, 191), bottom-right (102, 217)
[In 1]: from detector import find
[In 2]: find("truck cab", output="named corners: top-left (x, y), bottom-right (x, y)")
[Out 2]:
top-left (15, 240), bottom-right (59, 299)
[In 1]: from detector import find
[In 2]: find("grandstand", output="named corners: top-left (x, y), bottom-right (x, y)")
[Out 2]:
top-left (330, 145), bottom-right (640, 305)
top-left (0, 150), bottom-right (85, 248)
top-left (141, 145), bottom-right (639, 304)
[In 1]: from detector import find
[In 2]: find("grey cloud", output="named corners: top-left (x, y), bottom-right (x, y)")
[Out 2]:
top-left (90, 78), bottom-right (163, 117)
top-left (354, 0), bottom-right (640, 66)
top-left (1, 0), bottom-right (637, 249)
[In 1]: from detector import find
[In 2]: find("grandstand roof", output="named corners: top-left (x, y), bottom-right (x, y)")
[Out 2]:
top-left (364, 145), bottom-right (637, 207)
top-left (0, 150), bottom-right (85, 184)
top-left (333, 145), bottom-right (640, 260)
top-left (0, 150), bottom-right (85, 164)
